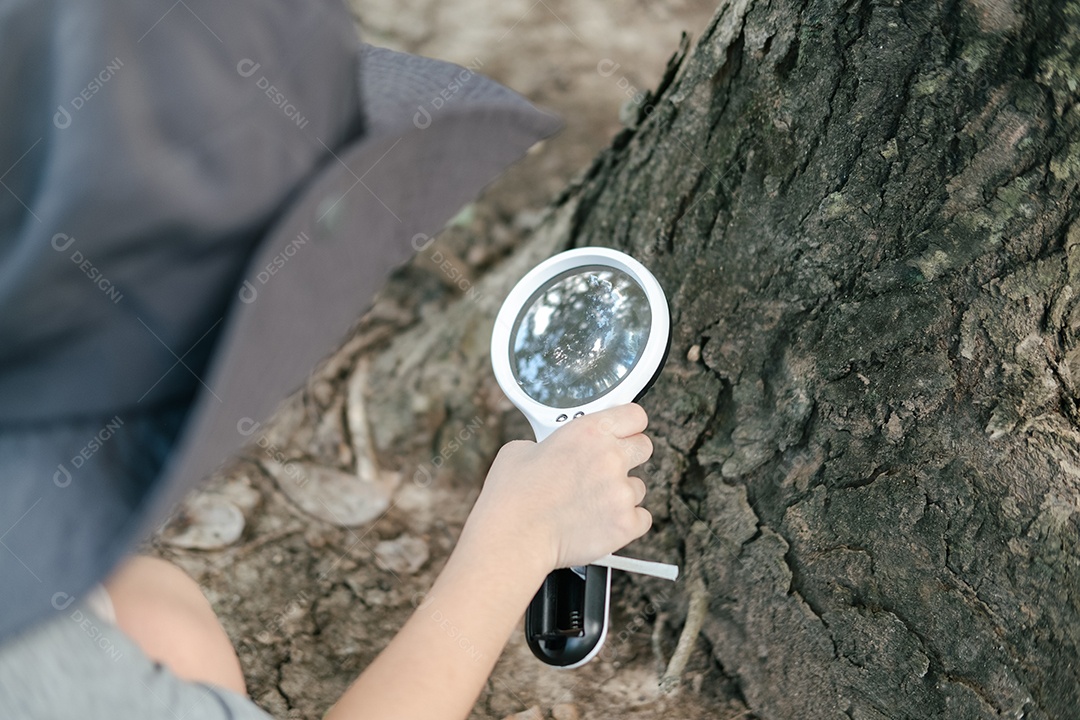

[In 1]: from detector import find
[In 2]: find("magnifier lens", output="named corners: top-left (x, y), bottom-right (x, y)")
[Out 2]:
top-left (510, 266), bottom-right (651, 409)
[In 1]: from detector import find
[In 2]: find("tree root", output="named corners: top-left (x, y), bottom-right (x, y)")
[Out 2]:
top-left (660, 575), bottom-right (709, 693)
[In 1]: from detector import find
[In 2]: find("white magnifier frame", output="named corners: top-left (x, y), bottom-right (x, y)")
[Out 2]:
top-left (491, 246), bottom-right (671, 443)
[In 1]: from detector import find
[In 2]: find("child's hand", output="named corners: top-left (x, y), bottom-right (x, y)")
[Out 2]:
top-left (465, 404), bottom-right (654, 573)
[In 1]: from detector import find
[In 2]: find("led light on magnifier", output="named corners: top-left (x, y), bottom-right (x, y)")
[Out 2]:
top-left (490, 247), bottom-right (679, 670)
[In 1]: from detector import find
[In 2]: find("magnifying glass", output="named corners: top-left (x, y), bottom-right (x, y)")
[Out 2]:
top-left (491, 247), bottom-right (679, 668)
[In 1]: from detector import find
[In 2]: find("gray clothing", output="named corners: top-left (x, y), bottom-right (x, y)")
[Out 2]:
top-left (0, 0), bottom-right (559, 715)
top-left (0, 0), bottom-right (558, 645)
top-left (0, 603), bottom-right (272, 719)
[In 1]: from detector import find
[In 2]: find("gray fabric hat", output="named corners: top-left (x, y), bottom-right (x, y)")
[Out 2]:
top-left (0, 0), bottom-right (560, 643)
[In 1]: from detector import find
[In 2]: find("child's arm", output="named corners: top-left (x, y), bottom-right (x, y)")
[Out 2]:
top-left (324, 403), bottom-right (654, 720)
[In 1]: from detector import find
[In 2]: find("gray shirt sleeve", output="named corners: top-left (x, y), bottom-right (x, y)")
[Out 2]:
top-left (0, 604), bottom-right (273, 720)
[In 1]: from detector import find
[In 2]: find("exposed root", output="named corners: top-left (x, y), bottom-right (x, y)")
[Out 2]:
top-left (660, 575), bottom-right (709, 693)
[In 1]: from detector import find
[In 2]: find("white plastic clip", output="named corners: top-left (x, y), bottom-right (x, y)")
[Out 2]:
top-left (593, 553), bottom-right (679, 581)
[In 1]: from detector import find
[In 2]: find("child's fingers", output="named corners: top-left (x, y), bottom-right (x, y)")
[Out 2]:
top-left (591, 403), bottom-right (648, 439)
top-left (629, 506), bottom-right (653, 540)
top-left (624, 475), bottom-right (648, 506)
top-left (616, 433), bottom-right (653, 469)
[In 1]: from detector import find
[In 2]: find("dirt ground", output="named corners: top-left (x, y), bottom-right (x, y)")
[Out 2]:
top-left (150, 2), bottom-right (748, 718)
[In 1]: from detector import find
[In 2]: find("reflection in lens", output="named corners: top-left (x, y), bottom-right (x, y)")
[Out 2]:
top-left (511, 266), bottom-right (651, 408)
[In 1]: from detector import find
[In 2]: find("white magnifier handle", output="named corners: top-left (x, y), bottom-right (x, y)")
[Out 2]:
top-left (593, 553), bottom-right (679, 582)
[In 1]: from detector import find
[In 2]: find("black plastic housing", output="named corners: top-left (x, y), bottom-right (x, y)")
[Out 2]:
top-left (525, 565), bottom-right (609, 666)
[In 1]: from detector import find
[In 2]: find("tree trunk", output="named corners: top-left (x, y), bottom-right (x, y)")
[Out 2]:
top-left (354, 0), bottom-right (1080, 717)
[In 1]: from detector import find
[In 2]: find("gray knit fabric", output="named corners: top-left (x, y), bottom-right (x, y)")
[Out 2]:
top-left (0, 603), bottom-right (272, 719)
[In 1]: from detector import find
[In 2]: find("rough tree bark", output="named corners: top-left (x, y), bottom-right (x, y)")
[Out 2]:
top-left (352, 0), bottom-right (1080, 717)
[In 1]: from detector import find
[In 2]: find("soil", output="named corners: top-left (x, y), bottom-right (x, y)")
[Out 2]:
top-left (149, 2), bottom-right (747, 718)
